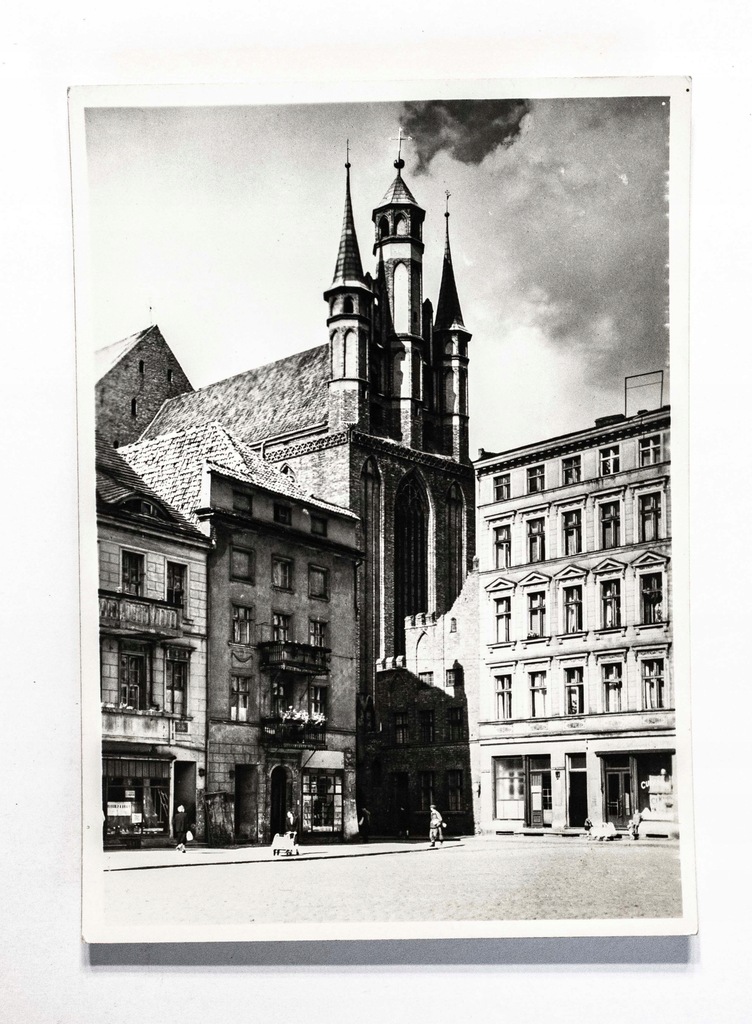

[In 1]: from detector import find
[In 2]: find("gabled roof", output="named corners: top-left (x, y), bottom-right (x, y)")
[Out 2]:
top-left (120, 420), bottom-right (356, 526)
top-left (95, 432), bottom-right (204, 539)
top-left (142, 344), bottom-right (330, 445)
top-left (95, 326), bottom-right (157, 381)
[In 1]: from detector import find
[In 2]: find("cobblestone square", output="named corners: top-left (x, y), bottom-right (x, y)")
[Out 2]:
top-left (103, 836), bottom-right (682, 929)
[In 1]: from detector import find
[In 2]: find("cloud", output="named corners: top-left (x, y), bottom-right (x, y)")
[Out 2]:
top-left (400, 99), bottom-right (531, 173)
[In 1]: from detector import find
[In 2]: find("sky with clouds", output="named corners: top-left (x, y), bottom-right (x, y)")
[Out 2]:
top-left (84, 95), bottom-right (670, 453)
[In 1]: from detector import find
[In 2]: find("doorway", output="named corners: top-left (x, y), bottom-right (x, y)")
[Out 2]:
top-left (567, 754), bottom-right (588, 827)
top-left (605, 768), bottom-right (633, 828)
top-left (270, 765), bottom-right (292, 838)
top-left (391, 772), bottom-right (410, 836)
top-left (235, 765), bottom-right (258, 842)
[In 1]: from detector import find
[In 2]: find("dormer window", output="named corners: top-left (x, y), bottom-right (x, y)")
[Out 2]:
top-left (122, 498), bottom-right (163, 518)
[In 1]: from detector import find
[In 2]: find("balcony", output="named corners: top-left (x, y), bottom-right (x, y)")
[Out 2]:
top-left (99, 591), bottom-right (182, 639)
top-left (257, 640), bottom-right (331, 675)
top-left (259, 716), bottom-right (327, 749)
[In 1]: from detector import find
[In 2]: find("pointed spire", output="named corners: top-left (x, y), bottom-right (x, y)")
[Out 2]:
top-left (332, 148), bottom-right (365, 283)
top-left (434, 193), bottom-right (465, 330)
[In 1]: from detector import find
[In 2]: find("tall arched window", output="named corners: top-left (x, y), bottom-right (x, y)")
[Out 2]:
top-left (344, 329), bottom-right (359, 378)
top-left (446, 483), bottom-right (465, 606)
top-left (378, 216), bottom-right (389, 240)
top-left (395, 213), bottom-right (409, 236)
top-left (394, 473), bottom-right (429, 655)
top-left (343, 296), bottom-right (354, 315)
top-left (393, 263), bottom-right (409, 334)
top-left (360, 458), bottom-right (382, 699)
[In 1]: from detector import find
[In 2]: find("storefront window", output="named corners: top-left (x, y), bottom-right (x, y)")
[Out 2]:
top-left (493, 757), bottom-right (525, 820)
top-left (301, 770), bottom-right (343, 833)
top-left (103, 758), bottom-right (170, 838)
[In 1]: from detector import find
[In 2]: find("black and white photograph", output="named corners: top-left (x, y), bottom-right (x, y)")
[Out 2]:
top-left (71, 80), bottom-right (694, 942)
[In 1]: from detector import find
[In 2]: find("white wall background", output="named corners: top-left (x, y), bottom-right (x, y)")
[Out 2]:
top-left (2, 3), bottom-right (750, 1021)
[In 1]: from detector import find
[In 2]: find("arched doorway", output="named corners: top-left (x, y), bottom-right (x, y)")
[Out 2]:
top-left (394, 473), bottom-right (429, 656)
top-left (269, 765), bottom-right (292, 838)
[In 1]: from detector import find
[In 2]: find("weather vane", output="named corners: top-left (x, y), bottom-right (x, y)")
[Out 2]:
top-left (390, 126), bottom-right (413, 164)
top-left (445, 190), bottom-right (451, 216)
top-left (345, 138), bottom-right (350, 169)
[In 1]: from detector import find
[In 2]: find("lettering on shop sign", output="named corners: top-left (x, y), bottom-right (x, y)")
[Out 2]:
top-left (125, 790), bottom-right (136, 799)
top-left (107, 802), bottom-right (131, 816)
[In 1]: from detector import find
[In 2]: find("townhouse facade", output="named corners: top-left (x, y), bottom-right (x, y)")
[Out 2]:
top-left (97, 434), bottom-right (211, 846)
top-left (474, 407), bottom-right (676, 836)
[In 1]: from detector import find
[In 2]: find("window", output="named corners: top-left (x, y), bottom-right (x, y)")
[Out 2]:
top-left (419, 710), bottom-right (435, 744)
top-left (311, 515), bottom-right (328, 536)
top-left (447, 707), bottom-right (464, 741)
top-left (138, 359), bottom-right (145, 374)
top-left (600, 580), bottom-right (621, 629)
top-left (563, 585), bottom-right (583, 633)
top-left (166, 562), bottom-right (185, 608)
top-left (639, 492), bottom-right (661, 542)
top-left (167, 368), bottom-right (173, 383)
top-left (639, 434), bottom-right (662, 466)
top-left (309, 685), bottom-right (328, 718)
top-left (527, 465), bottom-right (545, 493)
top-left (494, 524), bottom-right (511, 569)
top-left (394, 711), bottom-right (409, 745)
top-left (528, 591), bottom-right (546, 637)
top-left (309, 619), bottom-right (327, 648)
top-left (530, 671), bottom-right (547, 717)
top-left (308, 565), bottom-right (329, 600)
top-left (119, 651), bottom-right (146, 709)
top-left (447, 769), bottom-right (464, 812)
top-left (418, 771), bottom-right (435, 810)
top-left (165, 647), bottom-right (189, 715)
top-left (493, 473), bottom-right (510, 501)
top-left (130, 398), bottom-right (138, 418)
top-left (494, 757), bottom-right (525, 820)
top-left (445, 668), bottom-right (456, 689)
top-left (564, 666), bottom-right (584, 715)
top-left (495, 675), bottom-right (512, 720)
top-left (230, 675), bottom-right (250, 722)
top-left (562, 455), bottom-right (581, 485)
top-left (271, 678), bottom-right (292, 718)
top-left (272, 612), bottom-right (291, 643)
top-left (495, 596), bottom-right (511, 643)
top-left (600, 501), bottom-right (621, 549)
top-left (562, 509), bottom-right (582, 556)
top-left (231, 547), bottom-right (255, 582)
top-left (274, 503), bottom-right (292, 525)
top-left (599, 446), bottom-right (620, 476)
top-left (450, 617), bottom-right (457, 633)
top-left (642, 659), bottom-right (666, 709)
top-left (603, 663), bottom-right (623, 712)
top-left (640, 573), bottom-right (663, 624)
top-left (232, 605), bottom-right (254, 645)
top-left (527, 517), bottom-right (546, 562)
top-left (121, 550), bottom-right (144, 596)
top-left (418, 671), bottom-right (434, 686)
top-left (272, 556), bottom-right (293, 590)
top-left (233, 490), bottom-right (252, 514)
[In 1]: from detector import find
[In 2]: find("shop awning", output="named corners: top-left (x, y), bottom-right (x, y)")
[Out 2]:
top-left (301, 750), bottom-right (344, 770)
top-left (102, 741), bottom-right (177, 759)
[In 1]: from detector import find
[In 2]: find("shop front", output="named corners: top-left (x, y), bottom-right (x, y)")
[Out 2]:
top-left (600, 750), bottom-right (675, 831)
top-left (300, 750), bottom-right (345, 840)
top-left (103, 754), bottom-right (173, 846)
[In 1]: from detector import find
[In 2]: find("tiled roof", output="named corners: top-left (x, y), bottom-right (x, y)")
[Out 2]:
top-left (120, 420), bottom-right (357, 525)
top-left (95, 432), bottom-right (203, 538)
top-left (95, 325), bottom-right (156, 381)
top-left (377, 171), bottom-right (420, 209)
top-left (142, 344), bottom-right (330, 445)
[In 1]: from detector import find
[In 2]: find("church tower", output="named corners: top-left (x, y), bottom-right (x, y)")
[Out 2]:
top-left (371, 155), bottom-right (426, 449)
top-left (324, 157), bottom-right (373, 432)
top-left (432, 199), bottom-right (472, 463)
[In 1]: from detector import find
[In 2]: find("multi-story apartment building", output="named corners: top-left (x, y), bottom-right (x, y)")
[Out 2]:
top-left (474, 406), bottom-right (676, 836)
top-left (97, 433), bottom-right (211, 846)
top-left (121, 421), bottom-right (362, 844)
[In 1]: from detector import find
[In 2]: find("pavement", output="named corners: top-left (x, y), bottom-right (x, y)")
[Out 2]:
top-left (103, 832), bottom-right (676, 873)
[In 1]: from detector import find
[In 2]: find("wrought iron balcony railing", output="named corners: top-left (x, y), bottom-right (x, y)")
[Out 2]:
top-left (259, 716), bottom-right (327, 749)
top-left (257, 640), bottom-right (331, 675)
top-left (99, 591), bottom-right (182, 638)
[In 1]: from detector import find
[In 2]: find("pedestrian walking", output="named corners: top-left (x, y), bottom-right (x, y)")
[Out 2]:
top-left (173, 804), bottom-right (187, 853)
top-left (429, 804), bottom-right (445, 847)
top-left (358, 807), bottom-right (371, 842)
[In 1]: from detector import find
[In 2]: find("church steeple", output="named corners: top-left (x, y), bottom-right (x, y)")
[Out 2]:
top-left (324, 152), bottom-right (373, 433)
top-left (434, 202), bottom-right (465, 330)
top-left (431, 193), bottom-right (471, 464)
top-left (332, 154), bottom-right (365, 284)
